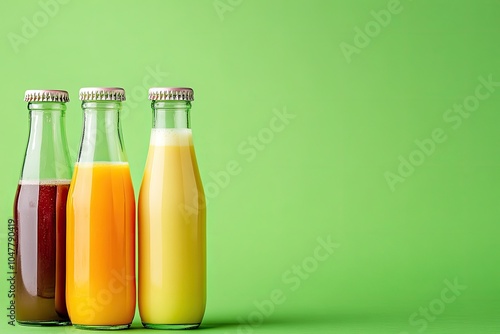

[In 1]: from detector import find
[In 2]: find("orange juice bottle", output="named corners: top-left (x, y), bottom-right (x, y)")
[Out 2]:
top-left (66, 88), bottom-right (136, 330)
top-left (138, 88), bottom-right (206, 329)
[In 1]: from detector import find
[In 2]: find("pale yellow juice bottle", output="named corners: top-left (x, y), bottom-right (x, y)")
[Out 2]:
top-left (138, 88), bottom-right (206, 329)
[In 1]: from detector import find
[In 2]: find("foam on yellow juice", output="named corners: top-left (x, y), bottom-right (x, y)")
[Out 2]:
top-left (139, 128), bottom-right (206, 327)
top-left (66, 162), bottom-right (136, 327)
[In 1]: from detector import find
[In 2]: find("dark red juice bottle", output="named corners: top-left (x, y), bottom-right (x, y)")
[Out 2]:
top-left (13, 90), bottom-right (72, 326)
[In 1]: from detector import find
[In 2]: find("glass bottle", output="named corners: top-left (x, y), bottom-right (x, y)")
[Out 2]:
top-left (13, 90), bottom-right (72, 326)
top-left (139, 87), bottom-right (206, 329)
top-left (66, 87), bottom-right (136, 330)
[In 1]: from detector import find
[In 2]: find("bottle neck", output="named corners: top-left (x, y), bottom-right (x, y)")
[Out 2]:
top-left (78, 101), bottom-right (128, 163)
top-left (21, 102), bottom-right (72, 181)
top-left (152, 101), bottom-right (191, 129)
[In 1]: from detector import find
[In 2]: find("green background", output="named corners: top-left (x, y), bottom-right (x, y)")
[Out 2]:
top-left (0, 0), bottom-right (499, 333)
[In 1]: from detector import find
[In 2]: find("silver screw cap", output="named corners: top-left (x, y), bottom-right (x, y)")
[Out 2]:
top-left (24, 90), bottom-right (69, 102)
top-left (79, 87), bottom-right (126, 101)
top-left (148, 87), bottom-right (194, 101)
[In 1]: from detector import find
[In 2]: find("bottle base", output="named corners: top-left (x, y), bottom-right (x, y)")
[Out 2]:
top-left (73, 324), bottom-right (131, 330)
top-left (142, 322), bottom-right (201, 330)
top-left (17, 320), bottom-right (71, 326)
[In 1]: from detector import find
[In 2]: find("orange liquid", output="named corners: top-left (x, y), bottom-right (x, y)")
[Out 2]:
top-left (66, 162), bottom-right (136, 327)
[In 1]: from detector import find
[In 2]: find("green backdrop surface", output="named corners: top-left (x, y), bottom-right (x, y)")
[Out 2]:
top-left (0, 0), bottom-right (499, 333)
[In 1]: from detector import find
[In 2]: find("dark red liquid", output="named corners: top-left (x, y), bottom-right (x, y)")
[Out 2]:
top-left (13, 182), bottom-right (70, 323)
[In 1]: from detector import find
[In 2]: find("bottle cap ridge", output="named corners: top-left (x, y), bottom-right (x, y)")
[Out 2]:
top-left (79, 87), bottom-right (126, 101)
top-left (148, 87), bottom-right (194, 101)
top-left (24, 90), bottom-right (69, 102)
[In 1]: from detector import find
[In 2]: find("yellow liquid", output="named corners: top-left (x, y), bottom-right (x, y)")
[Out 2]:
top-left (138, 128), bottom-right (206, 328)
top-left (66, 162), bottom-right (136, 328)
